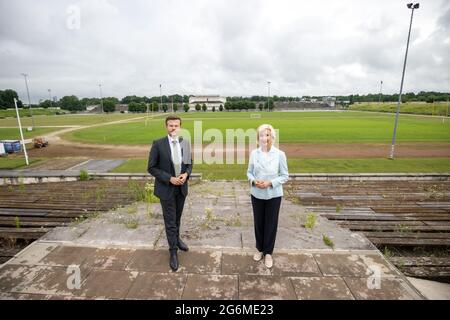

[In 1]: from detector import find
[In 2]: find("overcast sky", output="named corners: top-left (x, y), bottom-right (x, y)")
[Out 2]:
top-left (0, 0), bottom-right (449, 103)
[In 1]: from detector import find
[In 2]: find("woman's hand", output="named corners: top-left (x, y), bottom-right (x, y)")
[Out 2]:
top-left (255, 180), bottom-right (272, 189)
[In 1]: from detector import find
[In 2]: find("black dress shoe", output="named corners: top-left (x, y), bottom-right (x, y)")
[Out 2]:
top-left (169, 251), bottom-right (178, 271)
top-left (177, 238), bottom-right (189, 251)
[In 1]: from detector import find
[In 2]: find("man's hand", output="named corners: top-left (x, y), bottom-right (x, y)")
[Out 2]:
top-left (255, 180), bottom-right (272, 189)
top-left (178, 173), bottom-right (188, 184)
top-left (170, 176), bottom-right (183, 185)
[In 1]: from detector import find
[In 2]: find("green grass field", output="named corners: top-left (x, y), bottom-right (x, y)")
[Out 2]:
top-left (0, 108), bottom-right (69, 119)
top-left (0, 112), bottom-right (145, 127)
top-left (0, 113), bottom-right (149, 141)
top-left (0, 157), bottom-right (42, 170)
top-left (350, 102), bottom-right (450, 116)
top-left (61, 111), bottom-right (450, 145)
top-left (1, 110), bottom-right (449, 145)
top-left (0, 127), bottom-right (64, 140)
top-left (110, 157), bottom-right (450, 179)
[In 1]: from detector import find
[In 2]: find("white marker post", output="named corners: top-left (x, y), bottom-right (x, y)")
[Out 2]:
top-left (14, 98), bottom-right (29, 166)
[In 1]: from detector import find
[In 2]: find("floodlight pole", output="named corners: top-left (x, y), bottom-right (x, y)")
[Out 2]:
top-left (48, 89), bottom-right (52, 108)
top-left (99, 84), bottom-right (104, 113)
top-left (378, 81), bottom-right (383, 105)
top-left (389, 3), bottom-right (419, 159)
top-left (21, 73), bottom-right (35, 130)
top-left (159, 84), bottom-right (162, 112)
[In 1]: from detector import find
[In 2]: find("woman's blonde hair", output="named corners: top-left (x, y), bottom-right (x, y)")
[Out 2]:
top-left (256, 124), bottom-right (276, 143)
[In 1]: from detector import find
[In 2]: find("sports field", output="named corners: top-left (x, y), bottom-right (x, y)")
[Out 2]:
top-left (1, 110), bottom-right (449, 176)
top-left (60, 111), bottom-right (450, 145)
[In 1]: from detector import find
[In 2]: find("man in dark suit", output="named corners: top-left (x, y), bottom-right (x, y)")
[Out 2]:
top-left (147, 115), bottom-right (192, 271)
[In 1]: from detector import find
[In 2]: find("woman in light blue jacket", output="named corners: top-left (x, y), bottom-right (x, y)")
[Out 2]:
top-left (247, 124), bottom-right (289, 268)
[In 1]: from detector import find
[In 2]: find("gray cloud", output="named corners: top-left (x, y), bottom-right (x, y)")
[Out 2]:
top-left (0, 0), bottom-right (448, 103)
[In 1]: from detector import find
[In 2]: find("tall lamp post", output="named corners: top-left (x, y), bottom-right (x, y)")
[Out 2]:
top-left (21, 73), bottom-right (35, 130)
top-left (378, 80), bottom-right (383, 105)
top-left (48, 89), bottom-right (52, 108)
top-left (389, 3), bottom-right (419, 159)
top-left (159, 84), bottom-right (162, 113)
top-left (99, 84), bottom-right (103, 113)
top-left (267, 81), bottom-right (271, 111)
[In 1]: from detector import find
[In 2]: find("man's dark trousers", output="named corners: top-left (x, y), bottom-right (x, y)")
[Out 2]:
top-left (160, 186), bottom-right (185, 251)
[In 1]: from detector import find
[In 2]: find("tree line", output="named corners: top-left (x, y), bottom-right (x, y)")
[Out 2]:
top-left (335, 91), bottom-right (450, 104)
top-left (1, 89), bottom-right (448, 112)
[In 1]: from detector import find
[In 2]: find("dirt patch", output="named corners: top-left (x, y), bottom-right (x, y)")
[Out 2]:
top-left (28, 140), bottom-right (148, 158)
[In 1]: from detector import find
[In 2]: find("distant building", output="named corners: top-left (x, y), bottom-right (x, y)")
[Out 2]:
top-left (86, 104), bottom-right (129, 113)
top-left (322, 96), bottom-right (336, 108)
top-left (189, 95), bottom-right (226, 110)
top-left (86, 105), bottom-right (102, 113)
top-left (115, 104), bottom-right (129, 113)
top-left (274, 101), bottom-right (334, 110)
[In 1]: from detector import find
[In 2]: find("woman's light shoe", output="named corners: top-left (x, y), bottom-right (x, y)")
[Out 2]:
top-left (264, 254), bottom-right (273, 268)
top-left (253, 251), bottom-right (263, 261)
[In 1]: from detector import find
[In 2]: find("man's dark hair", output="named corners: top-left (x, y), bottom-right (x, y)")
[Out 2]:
top-left (165, 115), bottom-right (182, 125)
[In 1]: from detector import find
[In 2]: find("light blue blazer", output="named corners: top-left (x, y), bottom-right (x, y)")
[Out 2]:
top-left (247, 146), bottom-right (289, 200)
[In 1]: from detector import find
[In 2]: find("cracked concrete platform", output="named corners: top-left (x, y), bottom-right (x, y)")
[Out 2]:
top-left (0, 243), bottom-right (422, 300)
top-left (0, 181), bottom-right (424, 300)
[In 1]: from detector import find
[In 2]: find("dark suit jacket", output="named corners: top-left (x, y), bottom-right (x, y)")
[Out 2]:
top-left (147, 136), bottom-right (193, 200)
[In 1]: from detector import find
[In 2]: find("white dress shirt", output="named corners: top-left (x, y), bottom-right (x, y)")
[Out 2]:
top-left (168, 135), bottom-right (182, 175)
